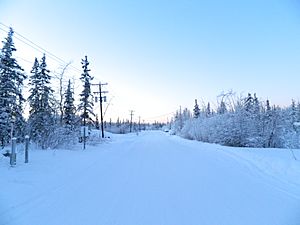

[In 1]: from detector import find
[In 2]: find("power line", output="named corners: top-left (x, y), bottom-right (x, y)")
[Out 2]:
top-left (0, 22), bottom-right (82, 74)
top-left (0, 22), bottom-right (66, 64)
top-left (15, 56), bottom-right (34, 65)
top-left (0, 27), bottom-right (62, 66)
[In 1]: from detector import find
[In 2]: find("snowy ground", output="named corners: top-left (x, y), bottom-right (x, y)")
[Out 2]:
top-left (1, 131), bottom-right (300, 225)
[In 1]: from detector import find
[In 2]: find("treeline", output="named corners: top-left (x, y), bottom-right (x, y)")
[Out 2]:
top-left (104, 119), bottom-right (164, 134)
top-left (0, 28), bottom-right (95, 149)
top-left (172, 93), bottom-right (300, 149)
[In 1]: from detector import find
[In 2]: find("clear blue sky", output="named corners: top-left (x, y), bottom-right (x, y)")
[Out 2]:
top-left (1, 0), bottom-right (300, 122)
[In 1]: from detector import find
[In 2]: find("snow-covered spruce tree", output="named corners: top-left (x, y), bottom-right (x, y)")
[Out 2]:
top-left (28, 58), bottom-right (40, 115)
top-left (206, 102), bottom-right (211, 117)
top-left (277, 100), bottom-right (300, 148)
top-left (289, 99), bottom-right (297, 125)
top-left (78, 56), bottom-right (94, 143)
top-left (0, 27), bottom-right (27, 146)
top-left (260, 99), bottom-right (272, 147)
top-left (28, 55), bottom-right (55, 149)
top-left (234, 93), bottom-right (254, 147)
top-left (193, 99), bottom-right (200, 118)
top-left (217, 100), bottom-right (227, 114)
top-left (245, 93), bottom-right (265, 147)
top-left (296, 101), bottom-right (300, 122)
top-left (63, 79), bottom-right (76, 130)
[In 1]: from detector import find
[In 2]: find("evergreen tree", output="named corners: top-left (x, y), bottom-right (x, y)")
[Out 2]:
top-left (193, 99), bottom-right (200, 118)
top-left (28, 58), bottom-right (40, 115)
top-left (253, 93), bottom-right (260, 114)
top-left (28, 54), bottom-right (55, 149)
top-left (78, 56), bottom-right (94, 130)
top-left (63, 79), bottom-right (76, 130)
top-left (0, 27), bottom-right (26, 146)
top-left (244, 93), bottom-right (253, 112)
top-left (39, 54), bottom-right (54, 111)
top-left (289, 99), bottom-right (297, 124)
top-left (116, 117), bottom-right (121, 127)
top-left (217, 101), bottom-right (227, 114)
top-left (206, 102), bottom-right (211, 117)
top-left (296, 102), bottom-right (300, 122)
top-left (266, 99), bottom-right (271, 112)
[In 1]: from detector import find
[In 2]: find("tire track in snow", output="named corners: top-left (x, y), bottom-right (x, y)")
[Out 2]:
top-left (169, 133), bottom-right (300, 201)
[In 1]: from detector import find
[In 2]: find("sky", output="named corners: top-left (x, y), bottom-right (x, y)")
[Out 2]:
top-left (1, 0), bottom-right (300, 122)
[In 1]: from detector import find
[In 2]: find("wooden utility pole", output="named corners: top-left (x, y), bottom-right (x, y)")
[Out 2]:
top-left (129, 110), bottom-right (134, 132)
top-left (92, 82), bottom-right (108, 138)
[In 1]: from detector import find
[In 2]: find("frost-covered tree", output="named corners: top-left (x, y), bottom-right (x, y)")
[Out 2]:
top-left (182, 108), bottom-right (192, 121)
top-left (78, 56), bottom-right (94, 129)
top-left (0, 27), bottom-right (26, 146)
top-left (253, 93), bottom-right (260, 114)
top-left (266, 99), bottom-right (271, 112)
top-left (28, 58), bottom-right (40, 114)
top-left (289, 99), bottom-right (297, 124)
top-left (206, 102), bottom-right (211, 117)
top-left (193, 99), bottom-right (200, 118)
top-left (172, 107), bottom-right (192, 135)
top-left (28, 54), bottom-right (55, 149)
top-left (296, 102), bottom-right (300, 122)
top-left (236, 93), bottom-right (264, 147)
top-left (177, 93), bottom-right (300, 148)
top-left (217, 101), bottom-right (227, 114)
top-left (244, 93), bottom-right (253, 112)
top-left (63, 79), bottom-right (76, 130)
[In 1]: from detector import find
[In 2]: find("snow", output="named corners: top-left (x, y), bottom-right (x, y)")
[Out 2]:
top-left (1, 131), bottom-right (300, 225)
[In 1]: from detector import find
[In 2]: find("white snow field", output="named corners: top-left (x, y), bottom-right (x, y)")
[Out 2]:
top-left (1, 131), bottom-right (300, 225)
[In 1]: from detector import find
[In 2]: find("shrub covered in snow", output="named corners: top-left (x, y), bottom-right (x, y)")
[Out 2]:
top-left (172, 94), bottom-right (300, 149)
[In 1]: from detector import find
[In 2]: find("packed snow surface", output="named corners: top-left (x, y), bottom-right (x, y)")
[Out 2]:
top-left (1, 131), bottom-right (300, 225)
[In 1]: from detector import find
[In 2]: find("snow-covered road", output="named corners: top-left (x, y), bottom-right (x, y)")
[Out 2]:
top-left (1, 131), bottom-right (300, 225)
